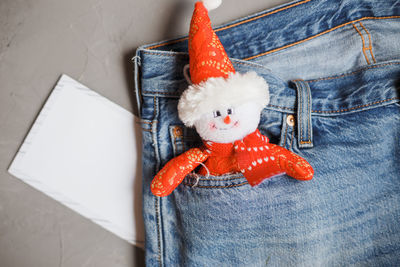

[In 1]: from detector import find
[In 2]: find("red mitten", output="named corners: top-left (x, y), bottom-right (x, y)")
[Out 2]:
top-left (234, 130), bottom-right (313, 186)
top-left (151, 148), bottom-right (209, 197)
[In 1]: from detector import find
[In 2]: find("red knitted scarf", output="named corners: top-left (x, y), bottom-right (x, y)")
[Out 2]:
top-left (201, 129), bottom-right (285, 186)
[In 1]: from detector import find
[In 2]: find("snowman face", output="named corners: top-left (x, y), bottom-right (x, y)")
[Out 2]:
top-left (193, 102), bottom-right (262, 143)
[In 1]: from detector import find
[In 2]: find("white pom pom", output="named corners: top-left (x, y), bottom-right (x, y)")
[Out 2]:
top-left (202, 0), bottom-right (222, 11)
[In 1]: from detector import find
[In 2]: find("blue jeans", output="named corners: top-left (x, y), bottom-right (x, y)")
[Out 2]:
top-left (135, 0), bottom-right (400, 265)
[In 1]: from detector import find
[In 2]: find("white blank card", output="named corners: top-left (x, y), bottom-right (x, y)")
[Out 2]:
top-left (8, 74), bottom-right (144, 247)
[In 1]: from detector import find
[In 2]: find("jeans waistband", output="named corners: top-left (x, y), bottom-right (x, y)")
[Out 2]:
top-left (135, 0), bottom-right (400, 116)
top-left (140, 0), bottom-right (400, 60)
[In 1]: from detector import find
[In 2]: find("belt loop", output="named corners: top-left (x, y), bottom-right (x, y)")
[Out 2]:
top-left (292, 79), bottom-right (313, 148)
top-left (132, 50), bottom-right (142, 118)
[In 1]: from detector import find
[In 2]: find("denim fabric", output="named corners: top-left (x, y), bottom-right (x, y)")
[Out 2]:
top-left (135, 0), bottom-right (400, 266)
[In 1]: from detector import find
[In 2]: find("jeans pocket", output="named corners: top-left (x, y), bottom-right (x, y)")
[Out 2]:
top-left (171, 171), bottom-right (291, 266)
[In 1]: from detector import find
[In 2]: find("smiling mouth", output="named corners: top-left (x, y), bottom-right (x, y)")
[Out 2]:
top-left (217, 121), bottom-right (239, 130)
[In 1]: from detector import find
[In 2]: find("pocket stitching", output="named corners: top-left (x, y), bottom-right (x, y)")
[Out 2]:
top-left (181, 181), bottom-right (248, 189)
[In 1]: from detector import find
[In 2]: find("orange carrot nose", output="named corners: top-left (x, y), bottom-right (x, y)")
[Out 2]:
top-left (223, 115), bottom-right (231, 124)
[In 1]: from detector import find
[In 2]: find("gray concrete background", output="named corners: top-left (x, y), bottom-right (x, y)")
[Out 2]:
top-left (0, 0), bottom-right (290, 266)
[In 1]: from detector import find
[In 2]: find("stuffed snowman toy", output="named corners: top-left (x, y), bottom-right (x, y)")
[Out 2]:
top-left (151, 0), bottom-right (313, 197)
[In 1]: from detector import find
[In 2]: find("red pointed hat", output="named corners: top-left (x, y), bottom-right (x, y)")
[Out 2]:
top-left (188, 1), bottom-right (235, 84)
top-left (178, 0), bottom-right (270, 127)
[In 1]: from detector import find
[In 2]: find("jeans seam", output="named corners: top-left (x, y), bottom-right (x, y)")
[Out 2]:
top-left (186, 174), bottom-right (245, 182)
top-left (244, 16), bottom-right (400, 61)
top-left (200, 176), bottom-right (244, 181)
top-left (352, 23), bottom-right (371, 65)
top-left (143, 90), bottom-right (179, 95)
top-left (140, 51), bottom-right (269, 69)
top-left (143, 62), bottom-right (400, 98)
top-left (151, 95), bottom-right (163, 267)
top-left (311, 97), bottom-right (400, 114)
top-left (142, 16), bottom-right (400, 64)
top-left (144, 97), bottom-right (399, 115)
top-left (359, 22), bottom-right (377, 63)
top-left (182, 181), bottom-right (249, 189)
top-left (154, 197), bottom-right (162, 267)
top-left (133, 52), bottom-right (142, 117)
top-left (306, 62), bottom-right (400, 83)
top-left (142, 51), bottom-right (185, 57)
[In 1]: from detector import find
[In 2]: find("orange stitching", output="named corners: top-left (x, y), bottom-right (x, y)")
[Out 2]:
top-left (359, 22), bottom-right (377, 63)
top-left (182, 181), bottom-right (248, 188)
top-left (244, 16), bottom-right (400, 60)
top-left (143, 15), bottom-right (399, 65)
top-left (352, 23), bottom-right (371, 65)
top-left (306, 62), bottom-right (400, 83)
top-left (311, 97), bottom-right (399, 114)
top-left (300, 140), bottom-right (313, 144)
top-left (146, 0), bottom-right (312, 50)
top-left (142, 128), bottom-right (152, 132)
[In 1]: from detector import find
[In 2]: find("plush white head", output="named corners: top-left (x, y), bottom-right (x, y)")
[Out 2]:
top-left (193, 101), bottom-right (263, 143)
top-left (178, 71), bottom-right (269, 143)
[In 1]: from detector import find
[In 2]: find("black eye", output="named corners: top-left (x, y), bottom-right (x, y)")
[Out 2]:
top-left (213, 110), bottom-right (221, 117)
top-left (227, 108), bottom-right (233, 115)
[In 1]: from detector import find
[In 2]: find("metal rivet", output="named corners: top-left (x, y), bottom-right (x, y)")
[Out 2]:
top-left (286, 115), bottom-right (295, 127)
top-left (173, 126), bottom-right (183, 137)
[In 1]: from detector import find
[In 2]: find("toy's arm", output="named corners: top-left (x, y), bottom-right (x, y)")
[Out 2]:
top-left (151, 148), bottom-right (209, 197)
top-left (233, 131), bottom-right (313, 186)
top-left (269, 143), bottom-right (314, 181)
